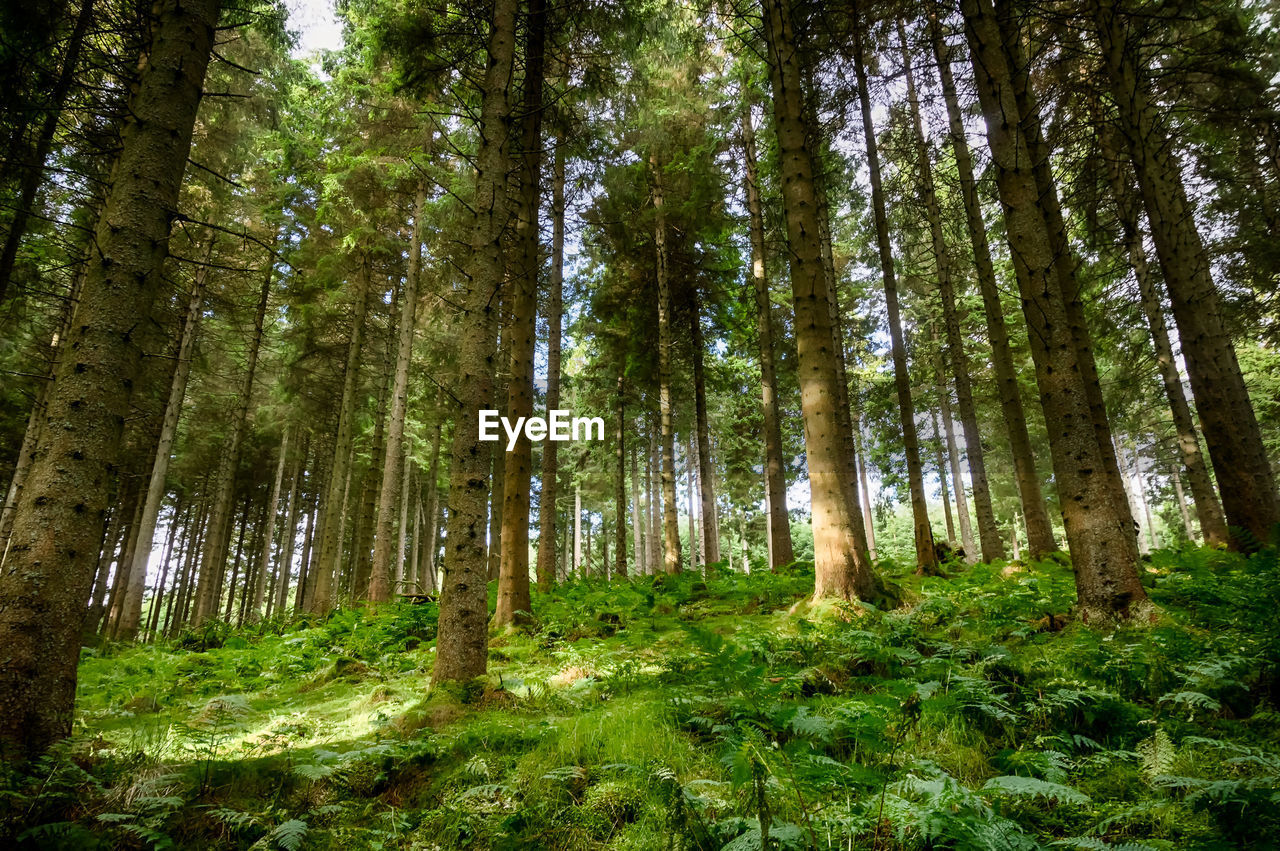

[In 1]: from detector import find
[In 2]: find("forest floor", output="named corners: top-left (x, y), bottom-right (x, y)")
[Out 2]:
top-left (4, 548), bottom-right (1280, 849)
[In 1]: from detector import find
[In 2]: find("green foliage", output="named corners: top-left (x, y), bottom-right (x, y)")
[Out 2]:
top-left (3, 549), bottom-right (1278, 848)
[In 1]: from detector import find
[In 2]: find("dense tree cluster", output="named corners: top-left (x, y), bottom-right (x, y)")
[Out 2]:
top-left (1, 0), bottom-right (1278, 761)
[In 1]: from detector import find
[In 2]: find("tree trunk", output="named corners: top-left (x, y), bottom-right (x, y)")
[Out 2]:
top-left (423, 422), bottom-right (442, 589)
top-left (932, 333), bottom-right (973, 559)
top-left (311, 260), bottom-right (371, 613)
top-left (295, 494), bottom-right (316, 611)
top-left (0, 0), bottom-right (221, 760)
top-left (1093, 0), bottom-right (1278, 545)
top-left (574, 484), bottom-right (583, 578)
top-left (851, 11), bottom-right (937, 575)
top-left (353, 294), bottom-right (397, 602)
top-left (536, 144), bottom-right (566, 591)
top-left (247, 427), bottom-right (289, 621)
top-left (651, 160), bottom-right (684, 574)
top-left (487, 311), bottom-right (509, 583)
top-left (1101, 132), bottom-right (1230, 547)
top-left (274, 440), bottom-right (304, 615)
top-left (494, 1), bottom-right (546, 622)
top-left (614, 376), bottom-right (628, 579)
top-left (931, 409), bottom-right (956, 547)
top-left (371, 179), bottom-right (428, 603)
top-left (687, 435), bottom-right (699, 573)
top-left (741, 107), bottom-right (795, 570)
top-left (962, 0), bottom-right (1150, 621)
top-left (759, 0), bottom-right (877, 600)
top-left (0, 0), bottom-right (94, 303)
top-left (431, 0), bottom-right (519, 685)
top-left (631, 443), bottom-right (644, 575)
top-left (225, 494), bottom-right (255, 624)
top-left (115, 245), bottom-right (209, 641)
top-left (194, 233), bottom-right (278, 624)
top-left (688, 290), bottom-right (720, 567)
top-left (854, 415), bottom-right (877, 560)
top-left (929, 13), bottom-right (1056, 558)
top-left (647, 421), bottom-right (658, 574)
top-left (900, 21), bottom-right (1002, 562)
top-left (146, 498), bottom-right (184, 640)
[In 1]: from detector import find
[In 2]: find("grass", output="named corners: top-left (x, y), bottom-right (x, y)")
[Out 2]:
top-left (2, 546), bottom-right (1279, 849)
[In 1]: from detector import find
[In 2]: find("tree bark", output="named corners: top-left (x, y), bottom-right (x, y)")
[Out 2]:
top-left (689, 289), bottom-right (720, 567)
top-left (615, 376), bottom-right (628, 579)
top-left (431, 0), bottom-right (519, 685)
top-left (1101, 139), bottom-right (1231, 548)
top-left (851, 9), bottom-right (937, 575)
top-left (247, 426), bottom-right (289, 621)
top-left (371, 179), bottom-right (429, 603)
top-left (928, 12), bottom-right (1056, 558)
top-left (535, 143), bottom-right (565, 592)
top-left (900, 21), bottom-right (1002, 562)
top-left (0, 0), bottom-right (221, 760)
top-left (931, 409), bottom-right (956, 547)
top-left (741, 107), bottom-right (795, 570)
top-left (310, 260), bottom-right (371, 613)
top-left (759, 0), bottom-right (877, 600)
top-left (652, 159), bottom-right (684, 574)
top-left (962, 0), bottom-right (1150, 621)
top-left (1093, 0), bottom-right (1278, 545)
top-left (116, 253), bottom-right (209, 641)
top-left (630, 443), bottom-right (644, 575)
top-left (494, 0), bottom-right (546, 623)
top-left (0, 0), bottom-right (94, 303)
top-left (194, 233), bottom-right (278, 624)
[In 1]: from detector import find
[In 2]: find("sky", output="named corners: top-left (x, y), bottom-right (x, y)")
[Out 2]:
top-left (284, 0), bottom-right (345, 57)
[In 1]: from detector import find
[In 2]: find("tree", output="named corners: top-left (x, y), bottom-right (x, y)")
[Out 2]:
top-left (0, 0), bottom-right (223, 760)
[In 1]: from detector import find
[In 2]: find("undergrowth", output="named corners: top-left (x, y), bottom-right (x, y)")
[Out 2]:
top-left (2, 547), bottom-right (1278, 849)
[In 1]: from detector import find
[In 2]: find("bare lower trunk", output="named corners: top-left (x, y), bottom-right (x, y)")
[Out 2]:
top-left (741, 107), bottom-right (794, 569)
top-left (0, 0), bottom-right (221, 760)
top-left (963, 0), bottom-right (1149, 621)
top-left (852, 10), bottom-right (936, 575)
top-left (536, 144), bottom-right (565, 591)
top-left (900, 21), bottom-right (1001, 561)
top-left (652, 160), bottom-right (683, 574)
top-left (1101, 132), bottom-right (1230, 547)
top-left (371, 179), bottom-right (428, 603)
top-left (689, 291), bottom-right (720, 568)
top-left (929, 13), bottom-right (1056, 558)
top-left (310, 261), bottom-right (370, 613)
top-left (116, 254), bottom-right (208, 641)
top-left (194, 235), bottom-right (277, 624)
top-left (248, 427), bottom-right (289, 621)
top-left (931, 410), bottom-right (956, 547)
top-left (1094, 0), bottom-right (1278, 545)
top-left (760, 0), bottom-right (876, 600)
top-left (431, 0), bottom-right (519, 685)
top-left (631, 444), bottom-right (644, 575)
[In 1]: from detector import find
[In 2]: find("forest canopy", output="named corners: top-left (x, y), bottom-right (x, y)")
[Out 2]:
top-left (1, 0), bottom-right (1279, 846)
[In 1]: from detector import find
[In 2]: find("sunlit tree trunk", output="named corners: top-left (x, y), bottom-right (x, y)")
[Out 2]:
top-left (689, 290), bottom-right (720, 568)
top-left (759, 0), bottom-right (877, 600)
top-left (962, 0), bottom-right (1150, 621)
top-left (431, 0), bottom-right (519, 684)
top-left (614, 377), bottom-right (628, 578)
top-left (0, 0), bottom-right (221, 759)
top-left (931, 410), bottom-right (956, 547)
top-left (495, 1), bottom-right (546, 621)
top-left (630, 444), bottom-right (643, 575)
top-left (248, 427), bottom-right (289, 621)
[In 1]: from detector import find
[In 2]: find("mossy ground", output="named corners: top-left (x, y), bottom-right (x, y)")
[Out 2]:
top-left (3, 547), bottom-right (1279, 849)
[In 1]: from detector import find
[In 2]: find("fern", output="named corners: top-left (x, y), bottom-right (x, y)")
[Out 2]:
top-left (982, 775), bottom-right (1090, 805)
top-left (1137, 728), bottom-right (1175, 785)
top-left (264, 818), bottom-right (308, 851)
